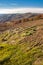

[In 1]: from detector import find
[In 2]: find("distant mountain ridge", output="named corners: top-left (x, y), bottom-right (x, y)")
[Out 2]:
top-left (0, 13), bottom-right (37, 22)
top-left (0, 13), bottom-right (43, 31)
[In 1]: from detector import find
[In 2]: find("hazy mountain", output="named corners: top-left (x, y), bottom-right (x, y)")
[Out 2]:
top-left (0, 13), bottom-right (37, 22)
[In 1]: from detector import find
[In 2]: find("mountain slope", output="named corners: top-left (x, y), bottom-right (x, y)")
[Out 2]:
top-left (0, 13), bottom-right (43, 65)
top-left (0, 13), bottom-right (43, 31)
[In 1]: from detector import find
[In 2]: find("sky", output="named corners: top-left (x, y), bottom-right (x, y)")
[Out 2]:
top-left (0, 0), bottom-right (43, 13)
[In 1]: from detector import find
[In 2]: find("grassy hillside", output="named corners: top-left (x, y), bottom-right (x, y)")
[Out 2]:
top-left (0, 14), bottom-right (43, 65)
top-left (0, 24), bottom-right (43, 65)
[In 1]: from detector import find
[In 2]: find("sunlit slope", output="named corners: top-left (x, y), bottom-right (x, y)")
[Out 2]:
top-left (0, 24), bottom-right (43, 65)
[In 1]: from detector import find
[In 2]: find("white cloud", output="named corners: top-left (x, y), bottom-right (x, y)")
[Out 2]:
top-left (0, 8), bottom-right (43, 14)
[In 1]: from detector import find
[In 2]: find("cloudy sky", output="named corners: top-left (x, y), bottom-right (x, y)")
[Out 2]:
top-left (0, 0), bottom-right (43, 14)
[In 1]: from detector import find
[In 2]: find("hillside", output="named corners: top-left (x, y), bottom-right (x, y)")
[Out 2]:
top-left (0, 13), bottom-right (43, 31)
top-left (0, 13), bottom-right (43, 65)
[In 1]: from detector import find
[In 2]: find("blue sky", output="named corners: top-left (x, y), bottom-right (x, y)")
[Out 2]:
top-left (0, 0), bottom-right (43, 8)
top-left (0, 0), bottom-right (43, 14)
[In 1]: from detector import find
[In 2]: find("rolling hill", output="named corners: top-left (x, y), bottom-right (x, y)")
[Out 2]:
top-left (0, 13), bottom-right (43, 65)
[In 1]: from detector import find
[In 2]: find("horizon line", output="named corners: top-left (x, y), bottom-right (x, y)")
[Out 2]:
top-left (0, 8), bottom-right (43, 14)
